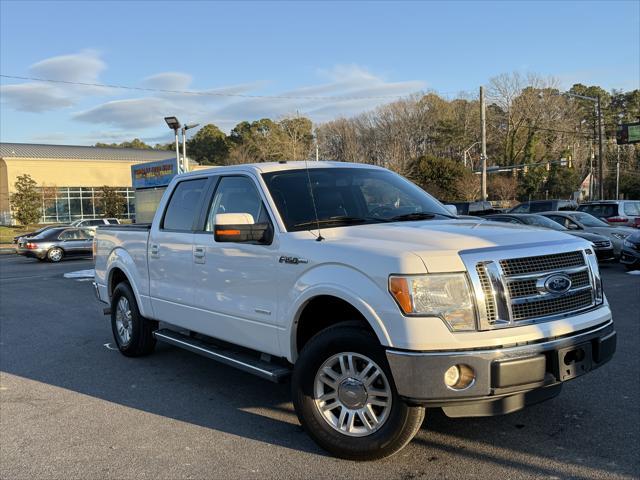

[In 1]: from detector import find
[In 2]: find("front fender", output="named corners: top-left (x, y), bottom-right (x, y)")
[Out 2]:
top-left (282, 264), bottom-right (397, 362)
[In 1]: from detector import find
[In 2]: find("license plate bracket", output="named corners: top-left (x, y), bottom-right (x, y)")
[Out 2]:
top-left (557, 342), bottom-right (593, 381)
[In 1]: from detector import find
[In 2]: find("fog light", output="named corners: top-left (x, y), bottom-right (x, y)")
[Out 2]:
top-left (444, 364), bottom-right (475, 390)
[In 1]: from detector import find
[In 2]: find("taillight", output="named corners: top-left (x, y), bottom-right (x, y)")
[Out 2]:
top-left (606, 216), bottom-right (628, 223)
top-left (26, 242), bottom-right (37, 249)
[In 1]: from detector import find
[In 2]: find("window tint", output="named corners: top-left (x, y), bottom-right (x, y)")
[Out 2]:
top-left (580, 204), bottom-right (618, 218)
top-left (88, 219), bottom-right (103, 226)
top-left (262, 168), bottom-right (451, 231)
top-left (80, 229), bottom-right (95, 239)
top-left (163, 178), bottom-right (208, 231)
top-left (59, 229), bottom-right (83, 240)
top-left (624, 202), bottom-right (640, 216)
top-left (510, 204), bottom-right (529, 213)
top-left (529, 201), bottom-right (552, 213)
top-left (206, 176), bottom-right (270, 231)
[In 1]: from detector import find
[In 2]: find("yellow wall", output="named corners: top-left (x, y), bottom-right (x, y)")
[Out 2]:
top-left (0, 157), bottom-right (213, 220)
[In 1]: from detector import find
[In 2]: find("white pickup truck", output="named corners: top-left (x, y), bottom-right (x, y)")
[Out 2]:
top-left (93, 161), bottom-right (616, 460)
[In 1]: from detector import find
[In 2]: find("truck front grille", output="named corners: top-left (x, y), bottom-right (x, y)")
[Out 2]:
top-left (499, 251), bottom-right (585, 276)
top-left (470, 250), bottom-right (597, 330)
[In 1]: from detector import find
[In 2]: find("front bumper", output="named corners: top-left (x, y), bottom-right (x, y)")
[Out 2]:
top-left (386, 320), bottom-right (615, 417)
top-left (620, 247), bottom-right (640, 266)
top-left (594, 247), bottom-right (616, 262)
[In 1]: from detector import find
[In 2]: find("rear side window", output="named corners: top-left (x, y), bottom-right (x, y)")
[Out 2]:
top-left (529, 202), bottom-right (552, 213)
top-left (510, 204), bottom-right (529, 213)
top-left (580, 204), bottom-right (618, 218)
top-left (162, 178), bottom-right (208, 231)
top-left (624, 202), bottom-right (640, 216)
top-left (89, 220), bottom-right (103, 226)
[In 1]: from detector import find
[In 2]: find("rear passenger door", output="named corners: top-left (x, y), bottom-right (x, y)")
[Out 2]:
top-left (148, 177), bottom-right (212, 323)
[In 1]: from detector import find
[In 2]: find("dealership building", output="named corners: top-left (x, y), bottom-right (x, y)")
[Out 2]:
top-left (0, 142), bottom-right (204, 225)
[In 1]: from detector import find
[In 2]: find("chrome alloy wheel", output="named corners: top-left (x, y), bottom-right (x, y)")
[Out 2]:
top-left (115, 297), bottom-right (133, 346)
top-left (313, 352), bottom-right (392, 437)
top-left (48, 248), bottom-right (63, 262)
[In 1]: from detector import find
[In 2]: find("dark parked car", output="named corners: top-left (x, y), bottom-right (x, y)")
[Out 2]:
top-left (16, 227), bottom-right (95, 262)
top-left (485, 213), bottom-right (615, 262)
top-left (451, 201), bottom-right (502, 216)
top-left (509, 199), bottom-right (578, 213)
top-left (12, 224), bottom-right (69, 244)
top-left (577, 200), bottom-right (640, 228)
top-left (620, 230), bottom-right (640, 270)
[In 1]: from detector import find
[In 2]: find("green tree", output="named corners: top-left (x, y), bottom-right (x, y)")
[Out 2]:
top-left (97, 186), bottom-right (126, 218)
top-left (186, 124), bottom-right (229, 165)
top-left (545, 165), bottom-right (580, 198)
top-left (9, 174), bottom-right (42, 225)
top-left (409, 155), bottom-right (478, 202)
top-left (95, 138), bottom-right (152, 149)
top-left (517, 166), bottom-right (547, 201)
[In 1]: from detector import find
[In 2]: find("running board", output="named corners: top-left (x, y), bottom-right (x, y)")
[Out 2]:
top-left (153, 329), bottom-right (291, 383)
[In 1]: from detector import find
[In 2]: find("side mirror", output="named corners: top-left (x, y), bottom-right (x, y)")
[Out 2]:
top-left (214, 213), bottom-right (273, 244)
top-left (444, 204), bottom-right (459, 216)
top-left (567, 223), bottom-right (580, 230)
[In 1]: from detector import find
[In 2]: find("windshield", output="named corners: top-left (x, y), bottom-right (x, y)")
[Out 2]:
top-left (569, 212), bottom-right (610, 227)
top-left (262, 167), bottom-right (453, 231)
top-left (523, 215), bottom-right (567, 231)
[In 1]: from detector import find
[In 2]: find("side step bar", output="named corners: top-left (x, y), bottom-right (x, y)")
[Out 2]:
top-left (153, 329), bottom-right (291, 383)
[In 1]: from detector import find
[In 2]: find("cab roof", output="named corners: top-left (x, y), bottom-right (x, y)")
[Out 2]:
top-left (180, 161), bottom-right (386, 177)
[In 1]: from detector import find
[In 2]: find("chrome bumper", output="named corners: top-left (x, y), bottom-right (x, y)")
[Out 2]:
top-left (386, 320), bottom-right (616, 416)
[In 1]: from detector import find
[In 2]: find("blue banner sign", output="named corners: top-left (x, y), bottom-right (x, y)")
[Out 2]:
top-left (131, 158), bottom-right (178, 189)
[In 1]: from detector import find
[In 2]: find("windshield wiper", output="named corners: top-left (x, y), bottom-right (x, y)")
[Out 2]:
top-left (389, 212), bottom-right (437, 222)
top-left (293, 216), bottom-right (375, 229)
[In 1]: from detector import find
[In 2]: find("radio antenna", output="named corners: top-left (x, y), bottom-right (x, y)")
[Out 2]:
top-left (304, 157), bottom-right (324, 241)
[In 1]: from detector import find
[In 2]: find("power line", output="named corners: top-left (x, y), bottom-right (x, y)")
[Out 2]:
top-left (0, 74), bottom-right (431, 102)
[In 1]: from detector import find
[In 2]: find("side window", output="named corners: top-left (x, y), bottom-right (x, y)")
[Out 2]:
top-left (624, 202), bottom-right (640, 216)
top-left (89, 220), bottom-right (103, 226)
top-left (80, 229), bottom-right (95, 239)
top-left (530, 202), bottom-right (551, 213)
top-left (546, 215), bottom-right (567, 228)
top-left (511, 204), bottom-right (528, 213)
top-left (162, 178), bottom-right (208, 231)
top-left (206, 176), bottom-right (271, 231)
top-left (59, 230), bottom-right (74, 240)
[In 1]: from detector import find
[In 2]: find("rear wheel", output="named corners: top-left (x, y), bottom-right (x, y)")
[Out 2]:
top-left (292, 324), bottom-right (425, 460)
top-left (47, 247), bottom-right (64, 262)
top-left (110, 282), bottom-right (157, 357)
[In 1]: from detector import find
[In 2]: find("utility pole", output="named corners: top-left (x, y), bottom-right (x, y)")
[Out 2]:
top-left (480, 86), bottom-right (487, 201)
top-left (597, 95), bottom-right (604, 200)
top-left (616, 144), bottom-right (620, 199)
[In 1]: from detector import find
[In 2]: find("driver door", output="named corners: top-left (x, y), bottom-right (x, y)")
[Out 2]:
top-left (190, 175), bottom-right (281, 355)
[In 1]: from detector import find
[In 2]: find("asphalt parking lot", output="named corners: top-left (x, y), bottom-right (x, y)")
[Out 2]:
top-left (0, 254), bottom-right (638, 480)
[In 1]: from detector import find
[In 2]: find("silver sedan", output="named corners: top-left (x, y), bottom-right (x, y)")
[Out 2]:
top-left (539, 211), bottom-right (635, 256)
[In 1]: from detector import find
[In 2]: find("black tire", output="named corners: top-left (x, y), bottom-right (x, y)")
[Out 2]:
top-left (110, 282), bottom-right (157, 357)
top-left (292, 323), bottom-right (425, 461)
top-left (47, 247), bottom-right (64, 262)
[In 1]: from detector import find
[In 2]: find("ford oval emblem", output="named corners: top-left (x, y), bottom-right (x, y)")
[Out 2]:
top-left (544, 274), bottom-right (572, 294)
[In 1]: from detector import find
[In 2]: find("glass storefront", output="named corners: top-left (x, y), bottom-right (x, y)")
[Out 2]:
top-left (40, 186), bottom-right (135, 223)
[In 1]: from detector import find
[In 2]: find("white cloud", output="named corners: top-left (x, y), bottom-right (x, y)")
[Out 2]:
top-left (142, 72), bottom-right (192, 90)
top-left (74, 97), bottom-right (170, 129)
top-left (1, 50), bottom-right (110, 112)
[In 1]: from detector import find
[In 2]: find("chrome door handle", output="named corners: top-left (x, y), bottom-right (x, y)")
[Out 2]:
top-left (193, 246), bottom-right (206, 263)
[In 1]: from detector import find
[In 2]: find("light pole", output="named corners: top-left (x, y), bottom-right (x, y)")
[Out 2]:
top-left (181, 123), bottom-right (200, 172)
top-left (164, 116), bottom-right (182, 173)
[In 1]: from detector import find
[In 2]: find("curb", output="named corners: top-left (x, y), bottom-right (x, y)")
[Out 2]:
top-left (0, 248), bottom-right (16, 255)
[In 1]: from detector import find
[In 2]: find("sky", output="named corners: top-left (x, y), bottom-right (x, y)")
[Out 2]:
top-left (1, 0), bottom-right (639, 146)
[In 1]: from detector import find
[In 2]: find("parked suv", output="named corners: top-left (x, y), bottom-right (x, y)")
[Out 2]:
top-left (71, 218), bottom-right (120, 229)
top-left (509, 199), bottom-right (578, 213)
top-left (577, 201), bottom-right (640, 228)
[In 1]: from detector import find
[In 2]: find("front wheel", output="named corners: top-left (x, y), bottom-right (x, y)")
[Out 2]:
top-left (292, 324), bottom-right (425, 461)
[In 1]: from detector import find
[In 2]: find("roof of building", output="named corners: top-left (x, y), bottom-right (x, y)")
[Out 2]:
top-left (0, 142), bottom-right (182, 162)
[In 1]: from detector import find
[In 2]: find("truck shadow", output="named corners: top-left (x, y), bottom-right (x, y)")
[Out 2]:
top-left (0, 272), bottom-right (637, 477)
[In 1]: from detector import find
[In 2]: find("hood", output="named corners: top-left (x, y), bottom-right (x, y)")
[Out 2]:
top-left (319, 219), bottom-right (586, 272)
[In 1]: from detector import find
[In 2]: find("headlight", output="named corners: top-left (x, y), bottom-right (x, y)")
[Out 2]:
top-left (389, 274), bottom-right (477, 331)
top-left (611, 232), bottom-right (629, 240)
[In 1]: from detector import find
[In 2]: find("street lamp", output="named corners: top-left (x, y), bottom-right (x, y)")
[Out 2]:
top-left (181, 122), bottom-right (200, 173)
top-left (164, 116), bottom-right (182, 173)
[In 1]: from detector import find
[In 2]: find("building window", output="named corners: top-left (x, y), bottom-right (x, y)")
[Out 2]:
top-left (39, 187), bottom-right (135, 223)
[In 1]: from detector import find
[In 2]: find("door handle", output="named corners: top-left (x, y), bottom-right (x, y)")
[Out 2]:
top-left (150, 244), bottom-right (159, 258)
top-left (193, 246), bottom-right (206, 263)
